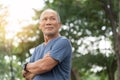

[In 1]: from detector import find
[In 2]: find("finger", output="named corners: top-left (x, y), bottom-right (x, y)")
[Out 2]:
top-left (23, 71), bottom-right (28, 77)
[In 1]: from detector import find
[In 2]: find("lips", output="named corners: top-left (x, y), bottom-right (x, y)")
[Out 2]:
top-left (45, 27), bottom-right (54, 30)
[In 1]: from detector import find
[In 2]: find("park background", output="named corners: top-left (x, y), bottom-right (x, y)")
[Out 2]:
top-left (0, 0), bottom-right (120, 80)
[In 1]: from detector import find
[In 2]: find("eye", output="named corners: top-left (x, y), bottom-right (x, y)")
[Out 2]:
top-left (42, 18), bottom-right (47, 21)
top-left (50, 17), bottom-right (56, 20)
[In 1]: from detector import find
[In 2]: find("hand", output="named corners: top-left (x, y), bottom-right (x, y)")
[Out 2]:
top-left (25, 72), bottom-right (36, 80)
top-left (22, 70), bottom-right (36, 80)
top-left (22, 70), bottom-right (28, 78)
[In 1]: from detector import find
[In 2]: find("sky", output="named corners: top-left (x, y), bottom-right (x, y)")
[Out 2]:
top-left (1, 0), bottom-right (45, 39)
top-left (1, 0), bottom-right (45, 20)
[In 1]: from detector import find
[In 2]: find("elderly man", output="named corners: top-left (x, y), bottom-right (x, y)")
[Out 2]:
top-left (22, 8), bottom-right (72, 80)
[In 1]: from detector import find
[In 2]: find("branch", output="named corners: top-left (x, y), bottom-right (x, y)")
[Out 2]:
top-left (97, 0), bottom-right (117, 39)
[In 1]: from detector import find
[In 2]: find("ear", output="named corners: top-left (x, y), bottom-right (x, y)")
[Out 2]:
top-left (58, 22), bottom-right (62, 29)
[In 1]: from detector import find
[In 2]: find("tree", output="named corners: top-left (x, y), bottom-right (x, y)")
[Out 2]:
top-left (15, 24), bottom-right (44, 62)
top-left (96, 0), bottom-right (119, 80)
top-left (0, 3), bottom-right (10, 80)
top-left (37, 0), bottom-right (119, 80)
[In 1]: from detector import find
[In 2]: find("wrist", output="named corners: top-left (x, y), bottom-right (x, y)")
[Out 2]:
top-left (23, 62), bottom-right (29, 72)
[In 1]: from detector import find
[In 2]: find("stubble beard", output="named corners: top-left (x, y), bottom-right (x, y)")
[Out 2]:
top-left (44, 31), bottom-right (56, 37)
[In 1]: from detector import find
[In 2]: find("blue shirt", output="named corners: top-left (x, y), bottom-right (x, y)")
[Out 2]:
top-left (29, 36), bottom-right (72, 80)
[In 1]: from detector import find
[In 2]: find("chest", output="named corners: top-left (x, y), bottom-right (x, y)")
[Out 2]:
top-left (34, 44), bottom-right (53, 61)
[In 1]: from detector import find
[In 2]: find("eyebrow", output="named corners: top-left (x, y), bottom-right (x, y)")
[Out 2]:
top-left (41, 16), bottom-right (57, 20)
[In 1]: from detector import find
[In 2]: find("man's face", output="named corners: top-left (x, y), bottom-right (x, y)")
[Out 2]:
top-left (39, 11), bottom-right (61, 36)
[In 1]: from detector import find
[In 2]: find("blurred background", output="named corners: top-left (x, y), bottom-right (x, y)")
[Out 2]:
top-left (0, 0), bottom-right (119, 80)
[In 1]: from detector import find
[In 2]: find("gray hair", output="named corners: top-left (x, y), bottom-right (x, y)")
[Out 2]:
top-left (39, 9), bottom-right (61, 23)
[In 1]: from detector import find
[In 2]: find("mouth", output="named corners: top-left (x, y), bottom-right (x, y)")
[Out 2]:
top-left (45, 27), bottom-right (54, 30)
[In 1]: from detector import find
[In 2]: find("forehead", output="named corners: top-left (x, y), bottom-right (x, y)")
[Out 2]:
top-left (41, 11), bottom-right (58, 18)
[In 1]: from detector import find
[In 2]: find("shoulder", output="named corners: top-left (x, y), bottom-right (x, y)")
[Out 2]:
top-left (58, 36), bottom-right (71, 45)
top-left (34, 43), bottom-right (43, 51)
top-left (53, 36), bottom-right (71, 48)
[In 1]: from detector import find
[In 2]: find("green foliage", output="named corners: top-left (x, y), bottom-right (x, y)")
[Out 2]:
top-left (45, 0), bottom-right (113, 37)
top-left (14, 24), bottom-right (44, 62)
top-left (0, 0), bottom-right (119, 80)
top-left (43, 0), bottom-right (118, 80)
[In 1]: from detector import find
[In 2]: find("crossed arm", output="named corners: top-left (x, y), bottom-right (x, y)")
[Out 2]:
top-left (22, 53), bottom-right (59, 80)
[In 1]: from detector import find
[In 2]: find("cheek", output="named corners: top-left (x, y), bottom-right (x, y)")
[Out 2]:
top-left (56, 24), bottom-right (61, 29)
top-left (39, 25), bottom-right (41, 29)
top-left (39, 24), bottom-right (44, 30)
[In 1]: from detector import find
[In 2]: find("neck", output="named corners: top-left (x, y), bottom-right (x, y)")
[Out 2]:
top-left (44, 33), bottom-right (60, 45)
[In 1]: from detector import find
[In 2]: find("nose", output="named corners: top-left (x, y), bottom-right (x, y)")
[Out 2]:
top-left (46, 19), bottom-right (51, 25)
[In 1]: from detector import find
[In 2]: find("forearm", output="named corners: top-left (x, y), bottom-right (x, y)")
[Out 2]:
top-left (26, 54), bottom-right (58, 74)
top-left (26, 59), bottom-right (49, 74)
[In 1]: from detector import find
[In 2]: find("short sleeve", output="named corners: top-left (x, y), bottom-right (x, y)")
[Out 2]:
top-left (50, 38), bottom-right (72, 63)
top-left (29, 47), bottom-right (37, 62)
top-left (29, 44), bottom-right (42, 62)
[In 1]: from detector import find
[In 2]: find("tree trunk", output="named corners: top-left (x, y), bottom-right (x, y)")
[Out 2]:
top-left (116, 34), bottom-right (120, 80)
top-left (107, 59), bottom-right (116, 80)
top-left (71, 68), bottom-right (81, 80)
top-left (108, 72), bottom-right (114, 80)
top-left (71, 69), bottom-right (77, 80)
top-left (117, 0), bottom-right (120, 80)
top-left (98, 0), bottom-right (120, 80)
top-left (10, 57), bottom-right (15, 80)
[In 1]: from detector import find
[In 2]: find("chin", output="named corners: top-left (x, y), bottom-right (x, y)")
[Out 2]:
top-left (45, 32), bottom-right (55, 36)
